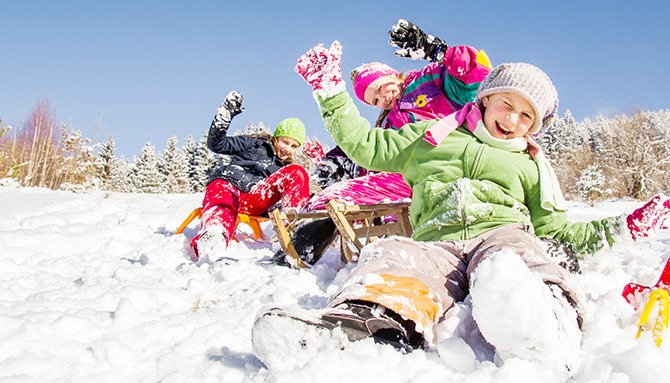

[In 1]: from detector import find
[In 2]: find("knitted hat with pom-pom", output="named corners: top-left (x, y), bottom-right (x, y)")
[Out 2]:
top-left (476, 62), bottom-right (558, 134)
top-left (351, 62), bottom-right (400, 104)
top-left (273, 118), bottom-right (306, 146)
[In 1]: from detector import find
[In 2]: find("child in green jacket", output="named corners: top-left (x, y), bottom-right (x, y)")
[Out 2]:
top-left (252, 41), bottom-right (670, 375)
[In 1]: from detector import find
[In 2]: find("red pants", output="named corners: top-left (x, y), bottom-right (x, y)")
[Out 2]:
top-left (192, 164), bottom-right (309, 253)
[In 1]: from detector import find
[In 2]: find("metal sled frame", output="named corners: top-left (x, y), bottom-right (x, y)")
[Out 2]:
top-left (270, 200), bottom-right (413, 269)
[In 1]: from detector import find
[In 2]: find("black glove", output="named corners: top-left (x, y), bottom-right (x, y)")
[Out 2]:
top-left (211, 91), bottom-right (245, 133)
top-left (222, 90), bottom-right (244, 117)
top-left (388, 19), bottom-right (448, 63)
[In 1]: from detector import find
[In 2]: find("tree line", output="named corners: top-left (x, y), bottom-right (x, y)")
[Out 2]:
top-left (2, 101), bottom-right (669, 203)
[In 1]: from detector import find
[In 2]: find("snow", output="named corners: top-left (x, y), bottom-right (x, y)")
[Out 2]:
top-left (1, 185), bottom-right (669, 382)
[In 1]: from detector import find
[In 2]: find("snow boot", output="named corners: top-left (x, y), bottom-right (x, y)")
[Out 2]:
top-left (252, 301), bottom-right (413, 371)
top-left (321, 300), bottom-right (415, 352)
top-left (470, 250), bottom-right (582, 376)
top-left (272, 217), bottom-right (338, 266)
top-left (191, 225), bottom-right (228, 265)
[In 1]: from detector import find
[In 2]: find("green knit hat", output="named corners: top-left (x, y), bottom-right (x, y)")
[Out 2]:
top-left (273, 118), bottom-right (306, 146)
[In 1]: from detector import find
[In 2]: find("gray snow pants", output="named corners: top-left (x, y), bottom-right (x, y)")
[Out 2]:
top-left (328, 223), bottom-right (585, 343)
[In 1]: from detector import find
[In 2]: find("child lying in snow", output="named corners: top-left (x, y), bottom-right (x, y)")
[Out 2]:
top-left (252, 40), bottom-right (670, 375)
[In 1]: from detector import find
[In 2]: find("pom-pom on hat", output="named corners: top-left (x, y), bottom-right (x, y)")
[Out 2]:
top-left (476, 62), bottom-right (559, 134)
top-left (351, 62), bottom-right (400, 104)
top-left (273, 118), bottom-right (306, 146)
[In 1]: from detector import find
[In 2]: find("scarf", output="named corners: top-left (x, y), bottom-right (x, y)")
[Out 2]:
top-left (423, 102), bottom-right (567, 212)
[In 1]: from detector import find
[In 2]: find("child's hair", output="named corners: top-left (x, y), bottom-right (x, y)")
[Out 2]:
top-left (475, 62), bottom-right (558, 134)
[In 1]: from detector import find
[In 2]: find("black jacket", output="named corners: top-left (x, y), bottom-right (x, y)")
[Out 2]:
top-left (206, 113), bottom-right (290, 193)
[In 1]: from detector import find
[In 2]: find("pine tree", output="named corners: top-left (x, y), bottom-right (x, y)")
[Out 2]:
top-left (129, 142), bottom-right (165, 193)
top-left (182, 135), bottom-right (199, 193)
top-left (193, 134), bottom-right (215, 192)
top-left (98, 135), bottom-right (120, 191)
top-left (161, 133), bottom-right (188, 193)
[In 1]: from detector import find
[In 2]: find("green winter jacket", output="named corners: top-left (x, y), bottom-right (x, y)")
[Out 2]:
top-left (318, 92), bottom-right (626, 256)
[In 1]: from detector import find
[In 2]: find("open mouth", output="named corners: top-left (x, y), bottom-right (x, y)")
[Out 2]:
top-left (496, 121), bottom-right (512, 137)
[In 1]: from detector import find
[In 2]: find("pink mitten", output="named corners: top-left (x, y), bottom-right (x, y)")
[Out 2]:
top-left (627, 193), bottom-right (670, 240)
top-left (295, 41), bottom-right (345, 98)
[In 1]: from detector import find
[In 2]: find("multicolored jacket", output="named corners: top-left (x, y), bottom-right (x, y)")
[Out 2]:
top-left (316, 92), bottom-right (628, 256)
top-left (312, 45), bottom-right (492, 188)
top-left (384, 45), bottom-right (492, 130)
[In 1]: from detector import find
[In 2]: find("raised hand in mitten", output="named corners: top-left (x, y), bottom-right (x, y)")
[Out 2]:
top-left (211, 90), bottom-right (245, 133)
top-left (627, 193), bottom-right (670, 240)
top-left (295, 41), bottom-right (345, 98)
top-left (222, 90), bottom-right (244, 117)
top-left (301, 139), bottom-right (326, 165)
top-left (389, 19), bottom-right (449, 63)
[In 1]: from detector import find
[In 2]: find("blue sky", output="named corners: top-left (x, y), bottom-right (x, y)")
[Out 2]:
top-left (2, 1), bottom-right (669, 158)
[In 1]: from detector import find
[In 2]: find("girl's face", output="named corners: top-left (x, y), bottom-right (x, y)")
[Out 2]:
top-left (481, 92), bottom-right (536, 139)
top-left (273, 136), bottom-right (301, 161)
top-left (363, 75), bottom-right (402, 110)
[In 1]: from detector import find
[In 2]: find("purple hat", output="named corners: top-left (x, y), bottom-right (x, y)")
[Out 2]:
top-left (350, 62), bottom-right (400, 104)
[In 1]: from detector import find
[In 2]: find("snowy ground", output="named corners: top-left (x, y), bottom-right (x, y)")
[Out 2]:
top-left (0, 184), bottom-right (669, 383)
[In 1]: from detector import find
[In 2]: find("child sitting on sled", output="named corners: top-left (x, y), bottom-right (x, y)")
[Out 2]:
top-left (191, 91), bottom-right (310, 263)
top-left (252, 41), bottom-right (670, 375)
top-left (272, 19), bottom-right (492, 267)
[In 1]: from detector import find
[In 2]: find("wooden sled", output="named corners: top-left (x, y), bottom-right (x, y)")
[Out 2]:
top-left (270, 200), bottom-right (412, 269)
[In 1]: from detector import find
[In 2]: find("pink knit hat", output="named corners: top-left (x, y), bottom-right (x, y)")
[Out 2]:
top-left (350, 62), bottom-right (400, 104)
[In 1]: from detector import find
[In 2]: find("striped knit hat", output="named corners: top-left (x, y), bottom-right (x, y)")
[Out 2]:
top-left (476, 62), bottom-right (559, 134)
top-left (351, 62), bottom-right (400, 104)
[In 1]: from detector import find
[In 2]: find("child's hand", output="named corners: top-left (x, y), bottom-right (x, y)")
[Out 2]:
top-left (388, 19), bottom-right (448, 63)
top-left (301, 139), bottom-right (326, 165)
top-left (627, 193), bottom-right (670, 240)
top-left (295, 41), bottom-right (345, 98)
top-left (222, 91), bottom-right (245, 117)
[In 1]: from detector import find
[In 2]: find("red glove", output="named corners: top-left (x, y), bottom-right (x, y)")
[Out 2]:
top-left (295, 41), bottom-right (345, 98)
top-left (627, 194), bottom-right (670, 240)
top-left (301, 139), bottom-right (326, 165)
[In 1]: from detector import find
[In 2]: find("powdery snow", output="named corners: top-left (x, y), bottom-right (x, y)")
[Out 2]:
top-left (1, 185), bottom-right (669, 382)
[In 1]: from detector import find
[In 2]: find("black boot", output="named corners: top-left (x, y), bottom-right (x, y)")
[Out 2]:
top-left (272, 218), bottom-right (338, 266)
top-left (321, 300), bottom-right (418, 353)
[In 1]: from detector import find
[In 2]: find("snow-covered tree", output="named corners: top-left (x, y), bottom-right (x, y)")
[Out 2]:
top-left (591, 110), bottom-right (670, 199)
top-left (160, 133), bottom-right (189, 193)
top-left (240, 120), bottom-right (271, 136)
top-left (58, 128), bottom-right (99, 191)
top-left (97, 135), bottom-right (122, 191)
top-left (576, 164), bottom-right (609, 205)
top-left (183, 134), bottom-right (214, 193)
top-left (129, 142), bottom-right (165, 193)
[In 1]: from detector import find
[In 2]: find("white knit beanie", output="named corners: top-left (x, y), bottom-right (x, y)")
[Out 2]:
top-left (476, 62), bottom-right (559, 134)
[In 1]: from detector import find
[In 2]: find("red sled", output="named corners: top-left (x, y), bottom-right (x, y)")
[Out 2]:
top-left (622, 257), bottom-right (670, 307)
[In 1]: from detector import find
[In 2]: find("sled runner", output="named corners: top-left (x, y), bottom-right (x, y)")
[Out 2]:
top-left (622, 256), bottom-right (670, 305)
top-left (623, 257), bottom-right (670, 347)
top-left (635, 288), bottom-right (669, 347)
top-left (270, 200), bottom-right (413, 268)
top-left (175, 207), bottom-right (268, 241)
